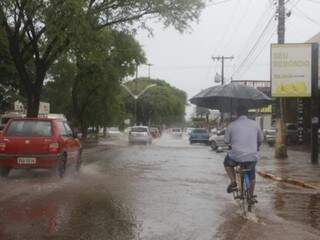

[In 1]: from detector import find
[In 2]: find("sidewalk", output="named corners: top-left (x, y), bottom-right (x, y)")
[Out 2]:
top-left (258, 145), bottom-right (320, 189)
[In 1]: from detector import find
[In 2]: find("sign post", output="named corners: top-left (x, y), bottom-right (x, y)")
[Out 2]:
top-left (271, 43), bottom-right (318, 163)
top-left (311, 43), bottom-right (319, 164)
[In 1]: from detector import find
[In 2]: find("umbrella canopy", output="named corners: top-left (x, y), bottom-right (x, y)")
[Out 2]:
top-left (190, 83), bottom-right (272, 112)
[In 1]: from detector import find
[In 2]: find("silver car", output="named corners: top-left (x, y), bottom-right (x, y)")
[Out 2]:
top-left (209, 129), bottom-right (229, 152)
top-left (129, 126), bottom-right (152, 145)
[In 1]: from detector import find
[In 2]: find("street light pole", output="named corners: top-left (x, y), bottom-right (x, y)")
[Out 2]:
top-left (121, 83), bottom-right (156, 126)
top-left (134, 96), bottom-right (138, 126)
top-left (146, 63), bottom-right (153, 79)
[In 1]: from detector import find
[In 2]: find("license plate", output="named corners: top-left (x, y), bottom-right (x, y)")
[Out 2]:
top-left (17, 157), bottom-right (37, 164)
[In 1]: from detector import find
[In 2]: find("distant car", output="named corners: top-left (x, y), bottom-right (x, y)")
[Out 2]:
top-left (0, 118), bottom-right (82, 178)
top-left (265, 123), bottom-right (310, 146)
top-left (186, 128), bottom-right (195, 136)
top-left (150, 127), bottom-right (160, 138)
top-left (189, 128), bottom-right (209, 144)
top-left (209, 129), bottom-right (229, 151)
top-left (264, 126), bottom-right (276, 146)
top-left (106, 127), bottom-right (121, 137)
top-left (129, 126), bottom-right (152, 145)
top-left (171, 128), bottom-right (183, 137)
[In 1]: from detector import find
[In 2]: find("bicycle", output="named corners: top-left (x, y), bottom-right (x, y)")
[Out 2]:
top-left (232, 165), bottom-right (256, 215)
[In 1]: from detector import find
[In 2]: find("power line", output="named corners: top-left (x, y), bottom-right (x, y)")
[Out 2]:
top-left (208, 0), bottom-right (238, 82)
top-left (237, 0), bottom-right (302, 78)
top-left (218, 0), bottom-right (243, 51)
top-left (232, 13), bottom-right (275, 78)
top-left (237, 25), bottom-right (277, 79)
top-left (287, 0), bottom-right (302, 10)
top-left (305, 0), bottom-right (320, 4)
top-left (213, 0), bottom-right (240, 55)
top-left (294, 6), bottom-right (320, 27)
top-left (231, 1), bottom-right (275, 74)
top-left (222, 0), bottom-right (254, 51)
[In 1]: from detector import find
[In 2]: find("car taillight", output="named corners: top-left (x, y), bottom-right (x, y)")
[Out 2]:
top-left (0, 142), bottom-right (6, 152)
top-left (49, 142), bottom-right (59, 153)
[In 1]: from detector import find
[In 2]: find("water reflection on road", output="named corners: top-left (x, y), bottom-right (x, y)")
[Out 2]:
top-left (0, 133), bottom-right (319, 239)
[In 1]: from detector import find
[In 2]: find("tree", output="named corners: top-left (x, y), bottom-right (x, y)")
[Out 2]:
top-left (43, 29), bottom-right (145, 137)
top-left (0, 26), bottom-right (21, 112)
top-left (0, 0), bottom-right (205, 117)
top-left (122, 78), bottom-right (187, 126)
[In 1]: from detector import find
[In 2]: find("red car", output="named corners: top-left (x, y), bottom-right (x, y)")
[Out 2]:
top-left (0, 118), bottom-right (82, 178)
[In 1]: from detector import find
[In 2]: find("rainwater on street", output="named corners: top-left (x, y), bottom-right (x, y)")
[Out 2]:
top-left (0, 134), bottom-right (320, 240)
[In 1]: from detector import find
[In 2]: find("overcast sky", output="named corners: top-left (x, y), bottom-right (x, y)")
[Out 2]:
top-left (136, 0), bottom-right (320, 118)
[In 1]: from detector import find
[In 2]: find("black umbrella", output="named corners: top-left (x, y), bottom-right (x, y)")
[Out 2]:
top-left (190, 83), bottom-right (272, 112)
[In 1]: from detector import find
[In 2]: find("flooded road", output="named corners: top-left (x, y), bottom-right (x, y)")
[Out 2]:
top-left (0, 134), bottom-right (319, 239)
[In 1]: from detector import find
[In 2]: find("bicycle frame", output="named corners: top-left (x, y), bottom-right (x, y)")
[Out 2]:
top-left (233, 166), bottom-right (255, 215)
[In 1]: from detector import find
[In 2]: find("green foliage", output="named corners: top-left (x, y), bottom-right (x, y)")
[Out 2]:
top-left (0, 0), bottom-right (205, 116)
top-left (43, 29), bottom-right (145, 135)
top-left (0, 26), bottom-right (26, 112)
top-left (122, 78), bottom-right (187, 125)
top-left (0, 27), bottom-right (17, 86)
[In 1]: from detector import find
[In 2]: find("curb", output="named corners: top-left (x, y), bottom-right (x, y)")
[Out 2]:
top-left (257, 171), bottom-right (319, 190)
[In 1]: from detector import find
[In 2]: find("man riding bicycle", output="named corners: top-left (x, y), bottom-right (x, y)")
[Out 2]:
top-left (224, 105), bottom-right (263, 199)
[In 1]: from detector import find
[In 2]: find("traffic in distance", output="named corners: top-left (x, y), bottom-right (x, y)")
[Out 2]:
top-left (1, 113), bottom-right (316, 179)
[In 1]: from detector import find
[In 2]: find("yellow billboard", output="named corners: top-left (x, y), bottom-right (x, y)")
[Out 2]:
top-left (271, 43), bottom-right (312, 97)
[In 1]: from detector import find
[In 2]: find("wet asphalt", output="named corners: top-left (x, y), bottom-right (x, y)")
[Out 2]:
top-left (0, 133), bottom-right (319, 240)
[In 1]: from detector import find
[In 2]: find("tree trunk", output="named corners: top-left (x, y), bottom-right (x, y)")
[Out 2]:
top-left (26, 73), bottom-right (45, 117)
top-left (81, 125), bottom-right (88, 139)
top-left (26, 93), bottom-right (40, 117)
top-left (103, 127), bottom-right (106, 137)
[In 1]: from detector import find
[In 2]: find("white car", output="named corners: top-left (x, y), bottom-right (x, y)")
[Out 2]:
top-left (129, 126), bottom-right (152, 145)
top-left (171, 128), bottom-right (183, 137)
top-left (208, 129), bottom-right (229, 152)
top-left (106, 127), bottom-right (121, 137)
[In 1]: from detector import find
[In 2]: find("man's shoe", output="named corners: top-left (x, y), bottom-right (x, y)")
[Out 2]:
top-left (227, 182), bottom-right (237, 193)
top-left (248, 195), bottom-right (258, 205)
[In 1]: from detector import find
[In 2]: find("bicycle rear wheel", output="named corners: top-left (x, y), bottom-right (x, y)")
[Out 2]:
top-left (237, 176), bottom-right (248, 215)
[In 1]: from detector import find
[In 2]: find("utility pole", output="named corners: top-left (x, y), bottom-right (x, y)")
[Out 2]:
top-left (212, 56), bottom-right (234, 85)
top-left (274, 0), bottom-right (288, 158)
top-left (277, 0), bottom-right (285, 44)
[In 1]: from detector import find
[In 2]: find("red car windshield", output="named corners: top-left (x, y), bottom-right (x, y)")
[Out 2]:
top-left (5, 120), bottom-right (52, 137)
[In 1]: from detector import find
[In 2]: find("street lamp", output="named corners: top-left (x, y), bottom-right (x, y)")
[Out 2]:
top-left (146, 63), bottom-right (153, 79)
top-left (121, 83), bottom-right (157, 125)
